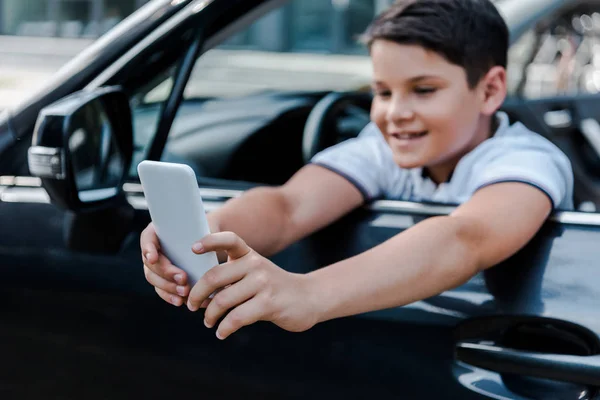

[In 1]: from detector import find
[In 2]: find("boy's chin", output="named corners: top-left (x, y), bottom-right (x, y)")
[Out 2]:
top-left (392, 154), bottom-right (426, 170)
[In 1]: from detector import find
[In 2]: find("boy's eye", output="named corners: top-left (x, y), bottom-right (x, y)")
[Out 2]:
top-left (372, 89), bottom-right (392, 98)
top-left (414, 86), bottom-right (437, 95)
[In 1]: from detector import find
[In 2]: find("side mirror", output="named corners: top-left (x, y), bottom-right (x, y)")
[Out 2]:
top-left (28, 87), bottom-right (133, 212)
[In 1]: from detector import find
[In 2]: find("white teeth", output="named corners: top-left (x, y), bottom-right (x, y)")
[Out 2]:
top-left (395, 132), bottom-right (427, 139)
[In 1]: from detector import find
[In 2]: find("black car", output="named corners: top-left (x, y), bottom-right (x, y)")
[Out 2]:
top-left (1, 0), bottom-right (600, 398)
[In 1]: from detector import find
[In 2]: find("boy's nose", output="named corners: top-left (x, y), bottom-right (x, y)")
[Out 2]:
top-left (386, 99), bottom-right (415, 122)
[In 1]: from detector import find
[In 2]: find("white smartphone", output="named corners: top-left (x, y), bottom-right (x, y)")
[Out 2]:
top-left (137, 160), bottom-right (219, 286)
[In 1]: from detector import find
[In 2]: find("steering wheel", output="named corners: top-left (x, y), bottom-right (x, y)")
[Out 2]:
top-left (302, 91), bottom-right (373, 164)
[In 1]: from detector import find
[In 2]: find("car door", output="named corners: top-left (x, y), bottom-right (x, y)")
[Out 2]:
top-left (1, 1), bottom-right (600, 400)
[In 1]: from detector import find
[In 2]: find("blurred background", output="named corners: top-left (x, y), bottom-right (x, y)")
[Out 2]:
top-left (3, 0), bottom-right (600, 110)
top-left (0, 0), bottom-right (392, 109)
top-left (0, 0), bottom-right (390, 49)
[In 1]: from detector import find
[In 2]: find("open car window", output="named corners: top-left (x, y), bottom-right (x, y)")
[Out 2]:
top-left (111, 0), bottom-right (600, 216)
top-left (127, 0), bottom-right (383, 185)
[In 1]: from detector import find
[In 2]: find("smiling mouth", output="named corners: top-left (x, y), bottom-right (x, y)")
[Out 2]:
top-left (390, 131), bottom-right (428, 140)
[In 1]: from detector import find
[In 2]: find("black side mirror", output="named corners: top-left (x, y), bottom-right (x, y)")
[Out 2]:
top-left (28, 87), bottom-right (133, 212)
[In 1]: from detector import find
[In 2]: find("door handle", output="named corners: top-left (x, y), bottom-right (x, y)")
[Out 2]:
top-left (456, 342), bottom-right (600, 386)
top-left (579, 118), bottom-right (600, 158)
top-left (543, 109), bottom-right (572, 128)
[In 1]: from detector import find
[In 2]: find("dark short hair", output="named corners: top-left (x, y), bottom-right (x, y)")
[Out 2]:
top-left (361, 0), bottom-right (509, 88)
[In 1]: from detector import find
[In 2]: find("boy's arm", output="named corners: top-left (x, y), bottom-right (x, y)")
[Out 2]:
top-left (309, 182), bottom-right (552, 322)
top-left (189, 182), bottom-right (552, 338)
top-left (141, 164), bottom-right (364, 306)
top-left (209, 164), bottom-right (365, 257)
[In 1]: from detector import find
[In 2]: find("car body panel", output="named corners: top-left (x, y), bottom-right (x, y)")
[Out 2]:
top-left (1, 180), bottom-right (599, 398)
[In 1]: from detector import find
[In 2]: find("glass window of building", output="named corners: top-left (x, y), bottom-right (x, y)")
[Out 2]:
top-left (344, 0), bottom-right (376, 54)
top-left (56, 0), bottom-right (92, 38)
top-left (1, 0), bottom-right (51, 36)
top-left (0, 0), bottom-right (149, 38)
top-left (288, 0), bottom-right (379, 54)
top-left (291, 0), bottom-right (332, 52)
top-left (0, 0), bottom-right (386, 45)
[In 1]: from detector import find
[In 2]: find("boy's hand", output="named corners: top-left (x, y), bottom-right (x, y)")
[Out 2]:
top-left (141, 216), bottom-right (223, 306)
top-left (188, 231), bottom-right (319, 340)
top-left (141, 222), bottom-right (191, 306)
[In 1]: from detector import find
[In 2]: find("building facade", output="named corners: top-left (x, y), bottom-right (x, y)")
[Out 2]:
top-left (0, 0), bottom-right (149, 38)
top-left (0, 0), bottom-right (393, 54)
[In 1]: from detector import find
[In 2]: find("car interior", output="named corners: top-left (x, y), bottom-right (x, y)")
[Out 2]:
top-left (133, 90), bottom-right (370, 186)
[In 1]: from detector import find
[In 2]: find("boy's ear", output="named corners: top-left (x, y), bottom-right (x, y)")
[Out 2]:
top-left (479, 66), bottom-right (507, 116)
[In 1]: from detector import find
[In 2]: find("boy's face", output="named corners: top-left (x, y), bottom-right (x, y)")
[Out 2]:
top-left (370, 40), bottom-right (492, 182)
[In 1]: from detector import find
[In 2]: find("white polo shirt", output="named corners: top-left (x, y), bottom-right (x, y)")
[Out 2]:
top-left (311, 112), bottom-right (574, 210)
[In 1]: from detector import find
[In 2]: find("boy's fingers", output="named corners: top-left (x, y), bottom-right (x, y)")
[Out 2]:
top-left (144, 254), bottom-right (188, 285)
top-left (140, 223), bottom-right (160, 263)
top-left (193, 232), bottom-right (251, 260)
top-left (203, 279), bottom-right (259, 328)
top-left (200, 298), bottom-right (211, 308)
top-left (187, 262), bottom-right (248, 311)
top-left (144, 266), bottom-right (190, 297)
top-left (216, 298), bottom-right (263, 340)
top-left (155, 287), bottom-right (184, 307)
top-left (142, 245), bottom-right (158, 265)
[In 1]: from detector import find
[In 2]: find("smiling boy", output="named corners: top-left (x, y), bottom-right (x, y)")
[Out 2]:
top-left (141, 0), bottom-right (573, 340)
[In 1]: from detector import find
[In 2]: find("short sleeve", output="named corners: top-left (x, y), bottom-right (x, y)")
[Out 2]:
top-left (472, 146), bottom-right (574, 210)
top-left (310, 123), bottom-right (389, 201)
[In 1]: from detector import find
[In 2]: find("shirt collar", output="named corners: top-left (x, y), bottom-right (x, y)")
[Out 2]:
top-left (494, 111), bottom-right (511, 137)
top-left (410, 112), bottom-right (510, 185)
